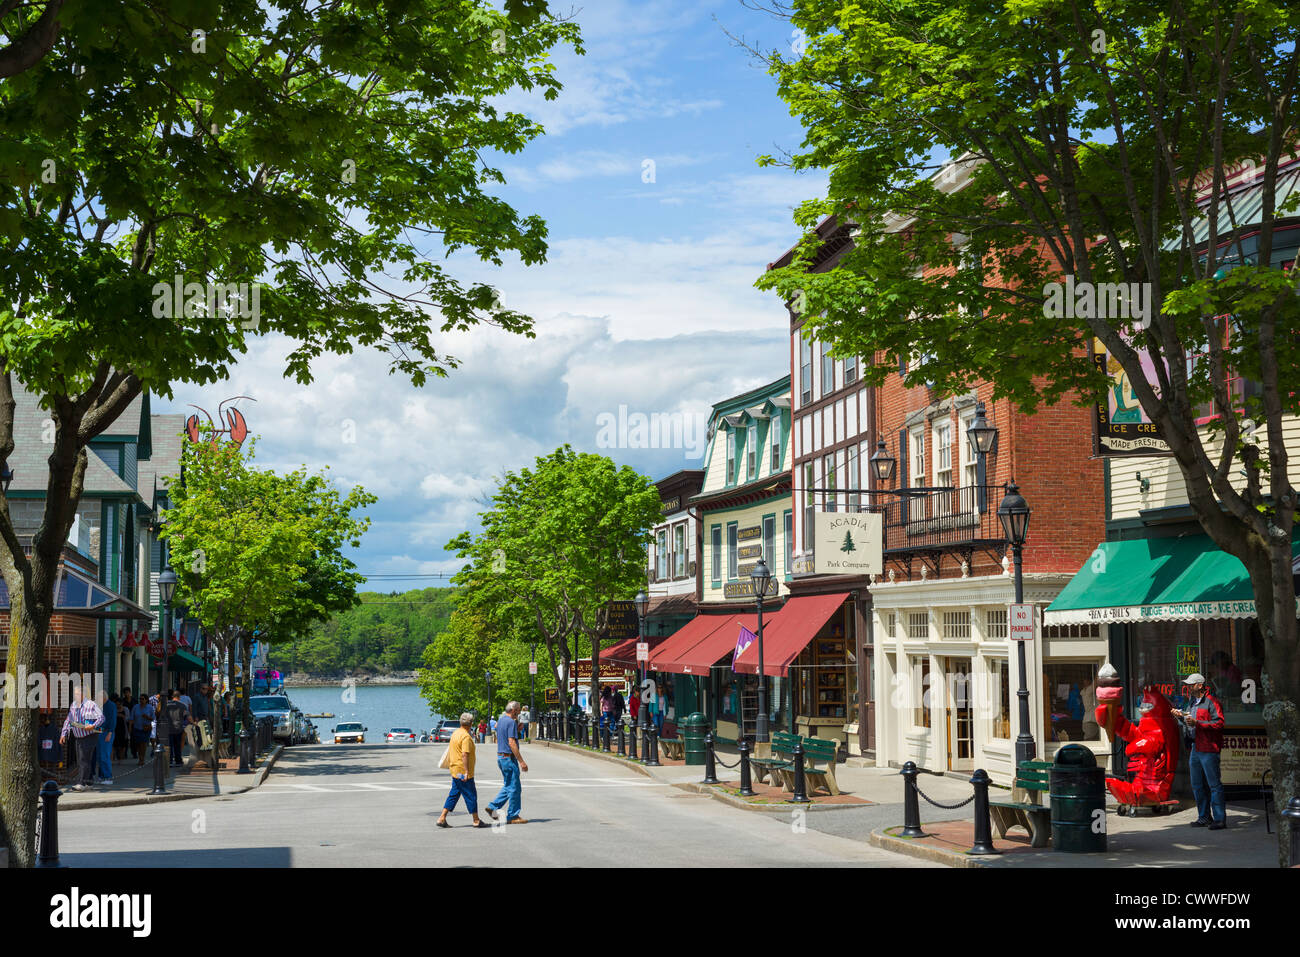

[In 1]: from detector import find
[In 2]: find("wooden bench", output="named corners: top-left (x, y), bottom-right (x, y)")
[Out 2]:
top-left (777, 736), bottom-right (841, 795)
top-left (658, 737), bottom-right (685, 760)
top-left (750, 731), bottom-right (799, 785)
top-left (988, 760), bottom-right (1053, 848)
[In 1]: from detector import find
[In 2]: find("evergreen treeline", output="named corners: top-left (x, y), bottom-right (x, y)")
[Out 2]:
top-left (267, 587), bottom-right (457, 674)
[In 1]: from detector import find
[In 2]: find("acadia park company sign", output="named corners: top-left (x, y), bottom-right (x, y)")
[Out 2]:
top-left (814, 512), bottom-right (883, 576)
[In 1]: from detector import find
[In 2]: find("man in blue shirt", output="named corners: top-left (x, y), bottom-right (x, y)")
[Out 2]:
top-left (485, 701), bottom-right (528, 824)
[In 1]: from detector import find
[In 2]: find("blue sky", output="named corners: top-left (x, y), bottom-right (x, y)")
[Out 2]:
top-left (155, 1), bottom-right (827, 587)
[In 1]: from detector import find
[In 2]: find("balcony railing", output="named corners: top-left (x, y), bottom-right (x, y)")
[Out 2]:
top-left (869, 485), bottom-right (1005, 552)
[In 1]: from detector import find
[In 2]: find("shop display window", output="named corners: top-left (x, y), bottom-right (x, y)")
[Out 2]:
top-left (1043, 659), bottom-right (1104, 742)
top-left (1130, 618), bottom-right (1263, 722)
top-left (991, 657), bottom-right (1010, 739)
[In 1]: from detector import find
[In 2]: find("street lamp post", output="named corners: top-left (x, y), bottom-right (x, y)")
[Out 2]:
top-left (749, 558), bottom-right (772, 744)
top-left (998, 481), bottom-right (1034, 766)
top-left (634, 590), bottom-right (649, 761)
top-left (529, 642), bottom-right (536, 738)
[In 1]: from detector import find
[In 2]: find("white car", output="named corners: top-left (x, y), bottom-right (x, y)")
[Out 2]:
top-left (385, 727), bottom-right (417, 743)
top-left (333, 722), bottom-right (366, 744)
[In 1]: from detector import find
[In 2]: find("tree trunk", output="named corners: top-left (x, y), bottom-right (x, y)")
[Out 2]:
top-left (1261, 539), bottom-right (1300, 867)
top-left (0, 591), bottom-right (54, 868)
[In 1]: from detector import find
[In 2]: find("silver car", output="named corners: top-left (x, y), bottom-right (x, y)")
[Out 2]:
top-left (249, 695), bottom-right (298, 744)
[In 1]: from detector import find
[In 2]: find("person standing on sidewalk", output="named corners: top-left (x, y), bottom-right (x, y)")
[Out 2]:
top-left (163, 690), bottom-right (191, 767)
top-left (130, 694), bottom-right (153, 765)
top-left (59, 684), bottom-right (103, 791)
top-left (1177, 673), bottom-right (1227, 830)
top-left (485, 701), bottom-right (528, 824)
top-left (436, 712), bottom-right (484, 829)
top-left (98, 691), bottom-right (118, 785)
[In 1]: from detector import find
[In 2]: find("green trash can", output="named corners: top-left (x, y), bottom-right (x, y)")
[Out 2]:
top-left (681, 713), bottom-right (709, 766)
top-left (1050, 744), bottom-right (1107, 852)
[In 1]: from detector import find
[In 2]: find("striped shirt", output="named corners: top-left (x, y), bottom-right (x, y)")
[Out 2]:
top-left (61, 699), bottom-right (104, 738)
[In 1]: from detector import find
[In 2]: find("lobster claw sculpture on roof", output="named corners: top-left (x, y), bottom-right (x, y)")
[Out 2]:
top-left (185, 396), bottom-right (254, 450)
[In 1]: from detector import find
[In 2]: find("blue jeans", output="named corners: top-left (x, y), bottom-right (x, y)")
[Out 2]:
top-left (98, 734), bottom-right (114, 780)
top-left (1189, 749), bottom-right (1225, 823)
top-left (443, 776), bottom-right (478, 814)
top-left (487, 756), bottom-right (522, 820)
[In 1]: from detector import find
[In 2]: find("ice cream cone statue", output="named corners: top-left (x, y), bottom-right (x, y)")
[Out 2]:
top-left (1093, 663), bottom-right (1179, 807)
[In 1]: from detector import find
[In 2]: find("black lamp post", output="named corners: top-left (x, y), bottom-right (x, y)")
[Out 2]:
top-left (749, 558), bottom-right (772, 743)
top-left (157, 565), bottom-right (177, 698)
top-left (966, 401), bottom-right (999, 512)
top-left (529, 641), bottom-right (537, 737)
top-left (634, 589), bottom-right (649, 756)
top-left (998, 481), bottom-right (1034, 766)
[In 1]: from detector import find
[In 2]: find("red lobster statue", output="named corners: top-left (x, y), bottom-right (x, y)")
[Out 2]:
top-left (185, 396), bottom-right (253, 450)
top-left (1095, 664), bottom-right (1179, 806)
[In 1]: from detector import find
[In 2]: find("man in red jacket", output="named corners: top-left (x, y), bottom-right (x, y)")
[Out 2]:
top-left (1176, 674), bottom-right (1226, 830)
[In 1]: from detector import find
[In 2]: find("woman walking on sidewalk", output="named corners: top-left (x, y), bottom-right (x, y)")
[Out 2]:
top-left (436, 713), bottom-right (484, 829)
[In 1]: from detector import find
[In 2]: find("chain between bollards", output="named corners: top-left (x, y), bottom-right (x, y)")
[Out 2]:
top-left (968, 768), bottom-right (1000, 855)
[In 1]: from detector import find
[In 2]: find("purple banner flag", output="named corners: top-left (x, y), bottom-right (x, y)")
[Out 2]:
top-left (733, 625), bottom-right (757, 672)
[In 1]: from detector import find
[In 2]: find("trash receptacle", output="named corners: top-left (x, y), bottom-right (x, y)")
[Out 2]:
top-left (681, 713), bottom-right (709, 766)
top-left (1050, 744), bottom-right (1107, 852)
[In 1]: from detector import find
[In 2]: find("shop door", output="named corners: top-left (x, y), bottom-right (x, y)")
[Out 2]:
top-left (944, 657), bottom-right (973, 772)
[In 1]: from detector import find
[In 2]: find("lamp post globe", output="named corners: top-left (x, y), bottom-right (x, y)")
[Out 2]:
top-left (998, 481), bottom-right (1035, 765)
top-left (869, 439), bottom-right (896, 483)
top-left (749, 558), bottom-right (772, 743)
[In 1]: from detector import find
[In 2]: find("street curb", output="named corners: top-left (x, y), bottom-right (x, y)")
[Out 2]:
top-left (868, 826), bottom-right (993, 868)
top-left (59, 745), bottom-right (284, 812)
top-left (532, 739), bottom-right (868, 813)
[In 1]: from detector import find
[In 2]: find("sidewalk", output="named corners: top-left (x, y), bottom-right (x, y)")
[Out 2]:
top-left (530, 737), bottom-right (973, 812)
top-left (538, 738), bottom-right (1282, 866)
top-left (870, 800), bottom-right (1280, 868)
top-left (54, 746), bottom-right (284, 811)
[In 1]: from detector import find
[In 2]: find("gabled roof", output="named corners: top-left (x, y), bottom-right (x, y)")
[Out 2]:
top-left (137, 413), bottom-right (186, 509)
top-left (9, 381), bottom-right (141, 498)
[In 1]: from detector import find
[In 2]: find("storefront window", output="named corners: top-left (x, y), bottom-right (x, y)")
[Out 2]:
top-left (1044, 659), bottom-right (1104, 742)
top-left (914, 657), bottom-right (932, 728)
top-left (1130, 618), bottom-right (1263, 722)
top-left (992, 658), bottom-right (1011, 739)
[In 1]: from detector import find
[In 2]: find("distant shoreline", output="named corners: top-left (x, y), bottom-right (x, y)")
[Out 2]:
top-left (282, 672), bottom-right (419, 688)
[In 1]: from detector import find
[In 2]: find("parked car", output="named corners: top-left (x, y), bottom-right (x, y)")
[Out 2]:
top-left (300, 719), bottom-right (318, 744)
top-left (432, 719), bottom-right (459, 742)
top-left (333, 722), bottom-right (366, 744)
top-left (250, 695), bottom-right (299, 744)
top-left (385, 727), bottom-right (418, 743)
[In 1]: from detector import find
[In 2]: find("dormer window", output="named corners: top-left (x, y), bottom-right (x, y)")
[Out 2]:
top-left (747, 421), bottom-right (758, 478)
top-left (726, 427), bottom-right (737, 484)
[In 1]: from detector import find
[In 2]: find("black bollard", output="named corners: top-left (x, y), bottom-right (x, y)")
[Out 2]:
top-left (968, 769), bottom-right (1000, 855)
top-left (702, 731), bottom-right (719, 784)
top-left (790, 740), bottom-right (810, 803)
top-left (150, 741), bottom-right (169, 794)
top-left (1284, 797), bottom-right (1300, 867)
top-left (738, 737), bottom-right (754, 796)
top-left (900, 761), bottom-right (924, 837)
top-left (602, 721), bottom-right (611, 752)
top-left (646, 724), bottom-right (660, 766)
top-left (237, 726), bottom-right (253, 774)
top-left (617, 722), bottom-right (626, 757)
top-left (36, 780), bottom-right (64, 868)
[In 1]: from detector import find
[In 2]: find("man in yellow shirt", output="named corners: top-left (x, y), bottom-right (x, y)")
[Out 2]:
top-left (436, 712), bottom-right (484, 828)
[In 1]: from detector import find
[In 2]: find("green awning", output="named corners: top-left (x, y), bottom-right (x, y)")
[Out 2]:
top-left (1045, 533), bottom-right (1300, 625)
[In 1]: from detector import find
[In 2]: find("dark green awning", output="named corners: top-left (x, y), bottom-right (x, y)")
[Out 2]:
top-left (1045, 533), bottom-right (1300, 625)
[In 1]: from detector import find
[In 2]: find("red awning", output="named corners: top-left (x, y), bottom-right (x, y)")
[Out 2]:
top-left (671, 613), bottom-right (762, 676)
top-left (732, 593), bottom-right (849, 677)
top-left (603, 637), bottom-right (639, 663)
top-left (647, 614), bottom-right (742, 675)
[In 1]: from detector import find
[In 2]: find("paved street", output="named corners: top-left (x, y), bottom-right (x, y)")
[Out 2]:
top-left (55, 742), bottom-right (939, 867)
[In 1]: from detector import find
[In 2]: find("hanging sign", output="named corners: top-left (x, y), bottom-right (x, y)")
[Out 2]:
top-left (814, 511), bottom-right (883, 575)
